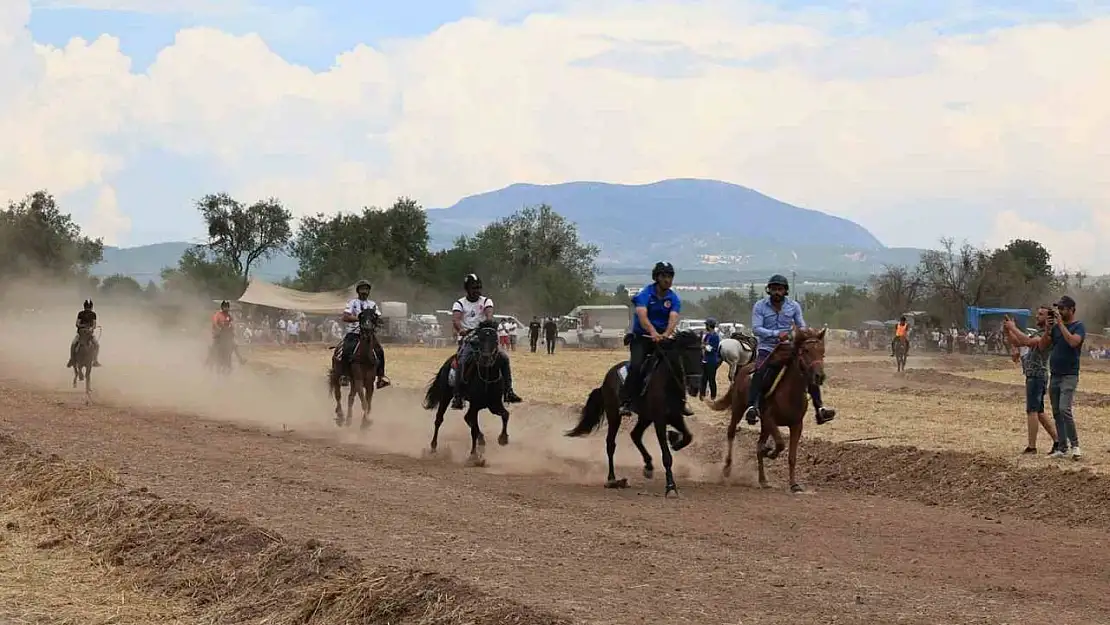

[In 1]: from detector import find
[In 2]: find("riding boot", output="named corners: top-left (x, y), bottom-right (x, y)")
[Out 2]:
top-left (451, 354), bottom-right (467, 410)
top-left (66, 340), bottom-right (76, 368)
top-left (809, 384), bottom-right (836, 425)
top-left (743, 369), bottom-right (763, 425)
top-left (374, 343), bottom-right (391, 388)
top-left (499, 357), bottom-right (522, 403)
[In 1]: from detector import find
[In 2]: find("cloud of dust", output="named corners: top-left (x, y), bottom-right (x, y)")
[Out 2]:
top-left (0, 279), bottom-right (722, 489)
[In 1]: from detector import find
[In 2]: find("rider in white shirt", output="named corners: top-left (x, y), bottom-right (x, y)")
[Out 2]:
top-left (450, 273), bottom-right (522, 409)
top-left (333, 279), bottom-right (389, 388)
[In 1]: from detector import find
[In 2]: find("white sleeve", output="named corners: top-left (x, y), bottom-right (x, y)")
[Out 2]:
top-left (483, 297), bottom-right (494, 310)
top-left (344, 299), bottom-right (359, 316)
top-left (451, 299), bottom-right (464, 313)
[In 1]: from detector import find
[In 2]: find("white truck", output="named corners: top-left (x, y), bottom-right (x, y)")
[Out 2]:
top-left (556, 305), bottom-right (630, 349)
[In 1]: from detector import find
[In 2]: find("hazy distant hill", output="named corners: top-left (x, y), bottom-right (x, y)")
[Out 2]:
top-left (91, 178), bottom-right (928, 282)
top-left (426, 179), bottom-right (926, 273)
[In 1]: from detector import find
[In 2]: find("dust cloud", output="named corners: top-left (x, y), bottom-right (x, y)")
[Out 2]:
top-left (0, 280), bottom-right (723, 489)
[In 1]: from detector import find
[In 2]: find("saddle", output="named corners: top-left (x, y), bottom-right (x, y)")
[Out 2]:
top-left (743, 344), bottom-right (793, 400)
top-left (617, 355), bottom-right (663, 398)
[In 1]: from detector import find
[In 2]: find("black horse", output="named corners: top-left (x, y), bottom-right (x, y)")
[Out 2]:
top-left (566, 329), bottom-right (703, 496)
top-left (422, 321), bottom-right (509, 467)
top-left (209, 326), bottom-right (236, 375)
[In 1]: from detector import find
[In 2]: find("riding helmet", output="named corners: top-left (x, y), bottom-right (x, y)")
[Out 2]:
top-left (220, 300), bottom-right (230, 309)
top-left (767, 274), bottom-right (790, 290)
top-left (464, 273), bottom-right (482, 289)
top-left (705, 317), bottom-right (717, 328)
top-left (83, 299), bottom-right (93, 309)
top-left (652, 261), bottom-right (675, 280)
top-left (354, 279), bottom-right (372, 291)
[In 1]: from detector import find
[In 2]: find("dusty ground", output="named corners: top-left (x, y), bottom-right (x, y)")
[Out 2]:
top-left (3, 316), bottom-right (1110, 624)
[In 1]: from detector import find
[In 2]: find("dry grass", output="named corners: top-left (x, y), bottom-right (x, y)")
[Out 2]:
top-left (252, 345), bottom-right (1110, 471)
top-left (0, 434), bottom-right (572, 625)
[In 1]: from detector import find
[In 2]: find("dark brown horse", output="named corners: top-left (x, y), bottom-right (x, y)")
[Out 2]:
top-left (327, 309), bottom-right (381, 429)
top-left (708, 327), bottom-right (828, 493)
top-left (422, 321), bottom-right (509, 467)
top-left (566, 330), bottom-right (703, 496)
top-left (893, 334), bottom-right (908, 372)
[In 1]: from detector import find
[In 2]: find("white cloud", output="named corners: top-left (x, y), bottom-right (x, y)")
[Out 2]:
top-left (85, 185), bottom-right (131, 245)
top-left (3, 0), bottom-right (1110, 269)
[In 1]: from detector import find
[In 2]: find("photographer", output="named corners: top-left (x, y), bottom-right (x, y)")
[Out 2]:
top-left (1003, 296), bottom-right (1085, 460)
top-left (1003, 307), bottom-right (1059, 455)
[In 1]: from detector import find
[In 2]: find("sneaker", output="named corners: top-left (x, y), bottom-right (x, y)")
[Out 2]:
top-left (504, 390), bottom-right (522, 403)
top-left (1071, 446), bottom-right (1082, 460)
top-left (450, 395), bottom-right (464, 410)
top-left (618, 402), bottom-right (633, 417)
top-left (743, 405), bottom-right (760, 425)
top-left (1050, 448), bottom-right (1068, 459)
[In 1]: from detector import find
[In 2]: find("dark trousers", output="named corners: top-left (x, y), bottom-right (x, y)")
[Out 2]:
top-left (529, 333), bottom-right (539, 352)
top-left (339, 332), bottom-right (385, 375)
top-left (621, 336), bottom-right (655, 403)
top-left (545, 334), bottom-right (556, 354)
top-left (746, 353), bottom-right (824, 409)
top-left (699, 361), bottom-right (719, 399)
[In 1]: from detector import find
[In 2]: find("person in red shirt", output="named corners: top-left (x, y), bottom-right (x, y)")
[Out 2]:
top-left (209, 301), bottom-right (245, 366)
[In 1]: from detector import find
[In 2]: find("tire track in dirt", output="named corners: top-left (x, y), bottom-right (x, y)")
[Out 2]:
top-left (3, 381), bottom-right (1110, 624)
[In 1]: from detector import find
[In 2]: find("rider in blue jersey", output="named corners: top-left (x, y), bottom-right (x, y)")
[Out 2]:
top-left (742, 274), bottom-right (836, 426)
top-left (619, 261), bottom-right (694, 418)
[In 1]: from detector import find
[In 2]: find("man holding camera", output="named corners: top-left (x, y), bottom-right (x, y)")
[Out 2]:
top-left (1003, 295), bottom-right (1085, 460)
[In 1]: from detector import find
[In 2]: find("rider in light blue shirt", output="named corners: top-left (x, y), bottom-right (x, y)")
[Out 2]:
top-left (743, 274), bottom-right (836, 427)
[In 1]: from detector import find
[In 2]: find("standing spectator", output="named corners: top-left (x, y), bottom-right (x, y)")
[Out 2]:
top-left (506, 317), bottom-right (518, 351)
top-left (1005, 296), bottom-right (1085, 459)
top-left (528, 316), bottom-right (541, 353)
top-left (593, 320), bottom-right (604, 347)
top-left (497, 318), bottom-right (511, 349)
top-left (1003, 307), bottom-right (1060, 454)
top-left (699, 318), bottom-right (722, 401)
top-left (543, 317), bottom-right (558, 354)
top-left (286, 316), bottom-right (300, 344)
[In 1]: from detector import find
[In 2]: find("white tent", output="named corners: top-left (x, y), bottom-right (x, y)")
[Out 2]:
top-left (237, 279), bottom-right (353, 315)
top-left (237, 279), bottom-right (408, 317)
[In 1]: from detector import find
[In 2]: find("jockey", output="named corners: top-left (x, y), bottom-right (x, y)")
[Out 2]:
top-left (450, 273), bottom-right (522, 410)
top-left (334, 279), bottom-right (390, 388)
top-left (210, 300), bottom-right (245, 364)
top-left (619, 261), bottom-right (695, 418)
top-left (742, 274), bottom-right (836, 426)
top-left (891, 315), bottom-right (910, 356)
top-left (66, 299), bottom-right (101, 368)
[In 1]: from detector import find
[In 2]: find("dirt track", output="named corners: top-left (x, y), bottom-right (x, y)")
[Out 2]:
top-left (3, 374), bottom-right (1110, 625)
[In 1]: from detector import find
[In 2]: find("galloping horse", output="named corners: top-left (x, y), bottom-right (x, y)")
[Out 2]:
top-left (720, 331), bottom-right (756, 383)
top-left (71, 326), bottom-right (97, 403)
top-left (566, 329), bottom-right (703, 496)
top-left (708, 327), bottom-right (829, 493)
top-left (209, 326), bottom-right (236, 375)
top-left (327, 308), bottom-right (380, 429)
top-left (893, 335), bottom-right (909, 372)
top-left (422, 321), bottom-right (509, 466)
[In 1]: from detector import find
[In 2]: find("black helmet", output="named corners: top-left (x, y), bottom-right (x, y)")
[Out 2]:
top-left (652, 261), bottom-right (675, 280)
top-left (705, 317), bottom-right (718, 328)
top-left (463, 273), bottom-right (482, 289)
top-left (83, 299), bottom-right (93, 309)
top-left (354, 279), bottom-right (372, 291)
top-left (767, 274), bottom-right (789, 289)
top-left (220, 300), bottom-right (230, 309)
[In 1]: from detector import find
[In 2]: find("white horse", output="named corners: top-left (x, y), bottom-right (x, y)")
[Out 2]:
top-left (719, 333), bottom-right (756, 382)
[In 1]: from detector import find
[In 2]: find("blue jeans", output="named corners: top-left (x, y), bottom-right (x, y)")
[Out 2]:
top-left (1049, 374), bottom-right (1079, 448)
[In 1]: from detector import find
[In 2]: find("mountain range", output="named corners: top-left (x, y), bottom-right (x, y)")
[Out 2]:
top-left (91, 179), bottom-right (929, 284)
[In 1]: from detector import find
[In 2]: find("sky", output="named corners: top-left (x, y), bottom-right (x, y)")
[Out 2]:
top-left (2, 0), bottom-right (1108, 270)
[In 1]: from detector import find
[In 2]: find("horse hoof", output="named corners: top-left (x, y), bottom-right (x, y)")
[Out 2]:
top-left (605, 478), bottom-right (629, 489)
top-left (643, 467), bottom-right (654, 480)
top-left (360, 419), bottom-right (372, 431)
top-left (722, 465), bottom-right (732, 478)
top-left (665, 485), bottom-right (679, 498)
top-left (466, 455), bottom-right (487, 468)
top-left (759, 482), bottom-right (772, 489)
top-left (497, 433), bottom-right (509, 446)
top-left (422, 447), bottom-right (437, 458)
top-left (790, 484), bottom-right (806, 494)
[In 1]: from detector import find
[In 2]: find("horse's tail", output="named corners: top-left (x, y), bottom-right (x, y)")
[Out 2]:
top-left (566, 387), bottom-right (605, 437)
top-left (707, 382), bottom-right (735, 412)
top-left (422, 360), bottom-right (450, 410)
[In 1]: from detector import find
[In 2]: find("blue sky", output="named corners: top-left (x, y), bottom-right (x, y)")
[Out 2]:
top-left (6, 0), bottom-right (1110, 269)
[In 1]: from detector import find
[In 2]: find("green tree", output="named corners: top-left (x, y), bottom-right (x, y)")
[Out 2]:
top-left (445, 204), bottom-right (599, 313)
top-left (160, 246), bottom-right (241, 299)
top-left (195, 193), bottom-right (293, 290)
top-left (869, 265), bottom-right (923, 319)
top-left (290, 198), bottom-right (431, 291)
top-left (0, 190), bottom-right (103, 281)
top-left (803, 285), bottom-right (873, 328)
top-left (700, 290), bottom-right (749, 321)
top-left (99, 274), bottom-right (144, 298)
top-left (999, 239), bottom-right (1052, 280)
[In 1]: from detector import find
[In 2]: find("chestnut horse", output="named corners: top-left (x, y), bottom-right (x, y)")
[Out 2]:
top-left (707, 327), bottom-right (828, 492)
top-left (327, 308), bottom-right (381, 429)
